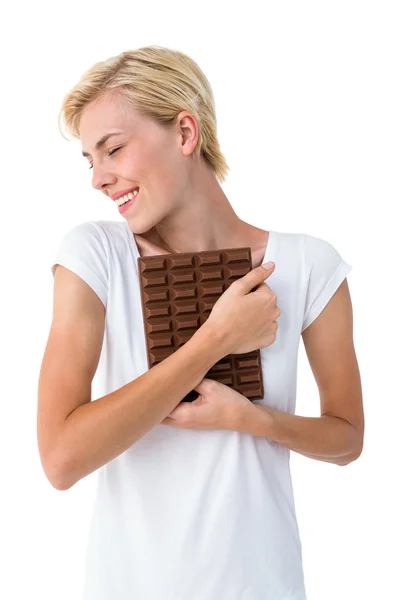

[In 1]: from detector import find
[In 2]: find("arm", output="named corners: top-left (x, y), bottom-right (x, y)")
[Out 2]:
top-left (233, 278), bottom-right (364, 466)
top-left (235, 406), bottom-right (361, 465)
top-left (62, 327), bottom-right (223, 488)
top-left (60, 327), bottom-right (224, 489)
top-left (38, 266), bottom-right (226, 491)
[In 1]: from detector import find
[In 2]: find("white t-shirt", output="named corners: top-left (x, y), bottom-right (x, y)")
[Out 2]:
top-left (51, 220), bottom-right (352, 600)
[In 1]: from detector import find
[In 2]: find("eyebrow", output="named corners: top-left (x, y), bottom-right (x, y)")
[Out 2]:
top-left (82, 133), bottom-right (124, 157)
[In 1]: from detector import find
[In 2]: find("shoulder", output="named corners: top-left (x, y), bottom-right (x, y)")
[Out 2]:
top-left (67, 219), bottom-right (131, 253)
top-left (269, 230), bottom-right (304, 261)
top-left (299, 232), bottom-right (352, 332)
top-left (301, 233), bottom-right (351, 282)
top-left (272, 230), bottom-right (347, 268)
top-left (87, 219), bottom-right (128, 242)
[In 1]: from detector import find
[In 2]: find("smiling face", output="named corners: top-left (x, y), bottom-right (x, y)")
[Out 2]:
top-left (79, 90), bottom-right (199, 234)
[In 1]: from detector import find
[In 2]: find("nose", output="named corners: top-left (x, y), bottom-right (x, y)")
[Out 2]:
top-left (91, 164), bottom-right (116, 193)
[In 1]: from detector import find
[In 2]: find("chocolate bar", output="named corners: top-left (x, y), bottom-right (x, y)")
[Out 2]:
top-left (137, 247), bottom-right (264, 402)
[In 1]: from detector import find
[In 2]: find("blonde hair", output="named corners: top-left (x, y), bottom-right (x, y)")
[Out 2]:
top-left (58, 45), bottom-right (230, 183)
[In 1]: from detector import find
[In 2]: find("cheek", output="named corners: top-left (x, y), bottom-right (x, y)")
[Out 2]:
top-left (159, 147), bottom-right (186, 186)
top-left (124, 144), bottom-right (157, 176)
top-left (150, 153), bottom-right (179, 189)
top-left (122, 138), bottom-right (183, 192)
top-left (152, 134), bottom-right (183, 181)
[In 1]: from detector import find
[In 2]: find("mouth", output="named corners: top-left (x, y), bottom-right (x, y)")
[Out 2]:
top-left (117, 188), bottom-right (139, 213)
top-left (114, 187), bottom-right (139, 202)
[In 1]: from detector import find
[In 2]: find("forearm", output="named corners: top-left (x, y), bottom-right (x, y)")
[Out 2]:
top-left (55, 326), bottom-right (225, 490)
top-left (234, 402), bottom-right (361, 465)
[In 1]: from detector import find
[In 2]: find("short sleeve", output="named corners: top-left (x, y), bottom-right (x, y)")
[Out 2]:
top-left (301, 234), bottom-right (352, 333)
top-left (51, 221), bottom-right (108, 309)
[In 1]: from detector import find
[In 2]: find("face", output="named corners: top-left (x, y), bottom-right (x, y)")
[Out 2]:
top-left (79, 90), bottom-right (198, 234)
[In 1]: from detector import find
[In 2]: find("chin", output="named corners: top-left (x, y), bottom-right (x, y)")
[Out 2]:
top-left (125, 216), bottom-right (156, 236)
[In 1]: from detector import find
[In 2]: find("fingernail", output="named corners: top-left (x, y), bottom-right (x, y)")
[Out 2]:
top-left (261, 261), bottom-right (274, 269)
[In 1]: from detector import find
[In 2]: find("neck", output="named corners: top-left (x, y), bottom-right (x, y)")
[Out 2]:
top-left (151, 164), bottom-right (248, 254)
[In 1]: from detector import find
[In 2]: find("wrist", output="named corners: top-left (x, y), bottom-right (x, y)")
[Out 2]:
top-left (187, 326), bottom-right (227, 373)
top-left (194, 324), bottom-right (231, 361)
top-left (231, 400), bottom-right (273, 436)
top-left (231, 398), bottom-right (258, 433)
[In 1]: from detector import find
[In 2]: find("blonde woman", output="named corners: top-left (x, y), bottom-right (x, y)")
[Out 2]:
top-left (37, 46), bottom-right (364, 600)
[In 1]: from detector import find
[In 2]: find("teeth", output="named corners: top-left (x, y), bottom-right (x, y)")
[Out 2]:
top-left (116, 188), bottom-right (139, 206)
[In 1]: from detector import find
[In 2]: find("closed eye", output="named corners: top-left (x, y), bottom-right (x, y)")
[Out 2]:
top-left (88, 147), bottom-right (121, 170)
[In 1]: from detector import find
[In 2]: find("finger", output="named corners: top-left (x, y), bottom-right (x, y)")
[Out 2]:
top-left (234, 261), bottom-right (275, 294)
top-left (194, 377), bottom-right (213, 391)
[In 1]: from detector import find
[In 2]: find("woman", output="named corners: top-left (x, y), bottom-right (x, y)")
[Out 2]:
top-left (38, 45), bottom-right (364, 600)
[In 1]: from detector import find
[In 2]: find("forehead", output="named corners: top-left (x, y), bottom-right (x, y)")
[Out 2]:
top-left (79, 93), bottom-right (135, 141)
top-left (79, 91), bottom-right (164, 156)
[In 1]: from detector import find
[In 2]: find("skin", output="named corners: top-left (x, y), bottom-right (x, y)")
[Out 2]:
top-left (79, 89), bottom-right (270, 268)
top-left (79, 89), bottom-right (364, 463)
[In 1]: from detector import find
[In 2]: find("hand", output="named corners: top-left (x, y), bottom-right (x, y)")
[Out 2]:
top-left (160, 377), bottom-right (252, 430)
top-left (204, 261), bottom-right (279, 355)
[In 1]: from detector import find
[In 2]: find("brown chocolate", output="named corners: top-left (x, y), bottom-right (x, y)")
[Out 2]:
top-left (137, 247), bottom-right (264, 402)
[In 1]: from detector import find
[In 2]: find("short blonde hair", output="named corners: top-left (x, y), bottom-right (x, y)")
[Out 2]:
top-left (58, 45), bottom-right (230, 183)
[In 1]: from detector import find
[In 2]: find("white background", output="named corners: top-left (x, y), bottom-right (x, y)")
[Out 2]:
top-left (1, 1), bottom-right (399, 598)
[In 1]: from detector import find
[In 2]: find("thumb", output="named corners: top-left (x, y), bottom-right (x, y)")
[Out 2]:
top-left (234, 261), bottom-right (275, 293)
top-left (260, 261), bottom-right (275, 271)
